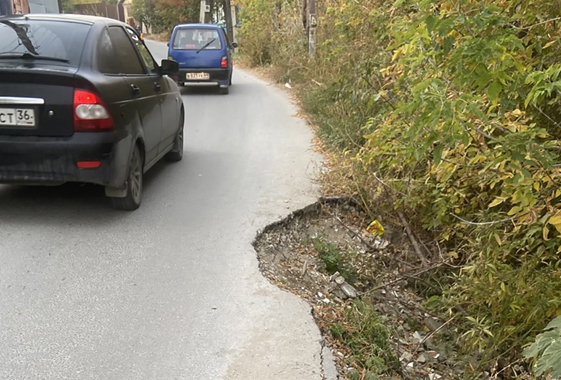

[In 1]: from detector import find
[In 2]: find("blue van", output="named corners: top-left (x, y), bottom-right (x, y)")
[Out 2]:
top-left (168, 24), bottom-right (237, 94)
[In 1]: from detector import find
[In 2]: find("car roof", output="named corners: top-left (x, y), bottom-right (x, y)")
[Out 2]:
top-left (174, 23), bottom-right (222, 30)
top-left (0, 13), bottom-right (125, 26)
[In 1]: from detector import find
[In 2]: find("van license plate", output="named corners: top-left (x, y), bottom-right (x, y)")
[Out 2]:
top-left (0, 108), bottom-right (36, 127)
top-left (186, 72), bottom-right (210, 80)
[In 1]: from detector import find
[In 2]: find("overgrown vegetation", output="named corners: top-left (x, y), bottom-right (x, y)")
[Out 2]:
top-left (238, 0), bottom-right (561, 377)
top-left (312, 236), bottom-right (400, 378)
top-left (131, 0), bottom-right (223, 34)
top-left (331, 300), bottom-right (400, 379)
top-left (312, 236), bottom-right (357, 283)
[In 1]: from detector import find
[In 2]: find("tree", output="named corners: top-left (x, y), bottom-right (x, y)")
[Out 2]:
top-left (132, 0), bottom-right (157, 31)
top-left (154, 0), bottom-right (199, 32)
top-left (59, 0), bottom-right (74, 13)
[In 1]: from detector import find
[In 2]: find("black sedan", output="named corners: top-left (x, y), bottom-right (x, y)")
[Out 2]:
top-left (0, 14), bottom-right (184, 210)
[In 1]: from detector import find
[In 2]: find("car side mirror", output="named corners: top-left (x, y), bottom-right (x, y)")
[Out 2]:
top-left (160, 59), bottom-right (179, 76)
top-left (231, 42), bottom-right (238, 49)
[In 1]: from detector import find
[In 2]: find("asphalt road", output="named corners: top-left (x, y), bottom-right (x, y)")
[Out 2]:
top-left (0, 40), bottom-right (332, 379)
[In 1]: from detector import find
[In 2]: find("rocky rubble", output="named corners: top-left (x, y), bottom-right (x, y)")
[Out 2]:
top-left (254, 197), bottom-right (465, 379)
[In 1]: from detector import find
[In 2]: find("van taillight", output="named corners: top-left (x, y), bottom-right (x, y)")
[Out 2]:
top-left (73, 89), bottom-right (114, 131)
top-left (221, 56), bottom-right (228, 68)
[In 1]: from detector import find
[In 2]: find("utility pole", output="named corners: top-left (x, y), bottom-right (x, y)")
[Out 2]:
top-left (206, 0), bottom-right (212, 23)
top-left (199, 0), bottom-right (205, 23)
top-left (223, 0), bottom-right (234, 45)
top-left (307, 0), bottom-right (317, 58)
top-left (201, 0), bottom-right (212, 23)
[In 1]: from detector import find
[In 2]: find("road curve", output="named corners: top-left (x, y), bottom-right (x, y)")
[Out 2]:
top-left (0, 40), bottom-right (332, 379)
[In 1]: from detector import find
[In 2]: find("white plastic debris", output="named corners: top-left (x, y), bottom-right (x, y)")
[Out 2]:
top-left (412, 331), bottom-right (423, 344)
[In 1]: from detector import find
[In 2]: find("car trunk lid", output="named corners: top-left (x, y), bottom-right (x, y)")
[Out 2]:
top-left (176, 50), bottom-right (223, 69)
top-left (0, 67), bottom-right (78, 137)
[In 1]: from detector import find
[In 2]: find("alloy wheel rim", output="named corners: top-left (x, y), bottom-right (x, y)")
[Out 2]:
top-left (130, 149), bottom-right (142, 203)
top-left (178, 127), bottom-right (184, 156)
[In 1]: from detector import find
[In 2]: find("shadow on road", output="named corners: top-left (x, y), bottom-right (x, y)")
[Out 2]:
top-left (0, 157), bottom-right (180, 226)
top-left (179, 85), bottom-right (238, 96)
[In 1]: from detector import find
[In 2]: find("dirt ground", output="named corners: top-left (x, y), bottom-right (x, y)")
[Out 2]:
top-left (253, 197), bottom-right (474, 380)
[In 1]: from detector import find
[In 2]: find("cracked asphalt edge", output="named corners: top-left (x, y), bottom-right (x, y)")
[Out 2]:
top-left (253, 196), bottom-right (355, 380)
top-left (320, 337), bottom-right (341, 380)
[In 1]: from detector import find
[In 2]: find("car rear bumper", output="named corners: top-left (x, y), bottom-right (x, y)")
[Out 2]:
top-left (0, 132), bottom-right (127, 187)
top-left (182, 81), bottom-right (224, 87)
top-left (177, 68), bottom-right (230, 87)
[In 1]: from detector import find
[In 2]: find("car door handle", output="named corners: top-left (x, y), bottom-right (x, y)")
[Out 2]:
top-left (130, 84), bottom-right (141, 96)
top-left (154, 82), bottom-right (162, 93)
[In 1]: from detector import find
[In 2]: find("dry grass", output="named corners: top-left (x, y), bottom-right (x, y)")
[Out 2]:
top-left (316, 149), bottom-right (357, 197)
top-left (143, 32), bottom-right (171, 42)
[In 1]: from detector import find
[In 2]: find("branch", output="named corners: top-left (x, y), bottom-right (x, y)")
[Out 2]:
top-left (490, 358), bottom-right (524, 379)
top-left (520, 17), bottom-right (561, 30)
top-left (533, 104), bottom-right (561, 132)
top-left (366, 170), bottom-right (430, 266)
top-left (449, 212), bottom-right (510, 226)
top-left (331, 213), bottom-right (381, 252)
top-left (362, 261), bottom-right (445, 295)
top-left (415, 316), bottom-right (457, 352)
top-left (398, 210), bottom-right (429, 267)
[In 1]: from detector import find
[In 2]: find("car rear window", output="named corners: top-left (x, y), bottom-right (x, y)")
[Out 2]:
top-left (0, 19), bottom-right (91, 66)
top-left (172, 28), bottom-right (223, 50)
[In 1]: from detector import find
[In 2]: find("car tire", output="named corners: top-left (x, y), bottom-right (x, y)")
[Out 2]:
top-left (111, 145), bottom-right (143, 211)
top-left (219, 86), bottom-right (229, 95)
top-left (165, 113), bottom-right (184, 162)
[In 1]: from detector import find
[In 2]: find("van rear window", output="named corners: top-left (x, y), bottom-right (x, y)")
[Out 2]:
top-left (0, 19), bottom-right (90, 66)
top-left (172, 28), bottom-right (222, 50)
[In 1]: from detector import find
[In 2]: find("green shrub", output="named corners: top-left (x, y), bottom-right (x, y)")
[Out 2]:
top-left (239, 0), bottom-right (561, 375)
top-left (311, 237), bottom-right (356, 283)
top-left (524, 315), bottom-right (561, 378)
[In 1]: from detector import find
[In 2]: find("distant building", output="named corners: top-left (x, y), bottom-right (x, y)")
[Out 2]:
top-left (28, 0), bottom-right (59, 13)
top-left (0, 0), bottom-right (59, 15)
top-left (13, 0), bottom-right (31, 14)
top-left (0, 0), bottom-right (11, 14)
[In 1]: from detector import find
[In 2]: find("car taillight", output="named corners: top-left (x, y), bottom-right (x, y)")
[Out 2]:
top-left (73, 89), bottom-right (114, 132)
top-left (221, 56), bottom-right (228, 68)
top-left (76, 161), bottom-right (101, 169)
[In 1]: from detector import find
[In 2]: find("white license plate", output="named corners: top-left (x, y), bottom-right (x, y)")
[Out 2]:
top-left (0, 108), bottom-right (36, 127)
top-left (186, 72), bottom-right (210, 80)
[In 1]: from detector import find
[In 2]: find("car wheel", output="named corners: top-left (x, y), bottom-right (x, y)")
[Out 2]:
top-left (165, 113), bottom-right (184, 162)
top-left (219, 86), bottom-right (229, 95)
top-left (111, 145), bottom-right (143, 211)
